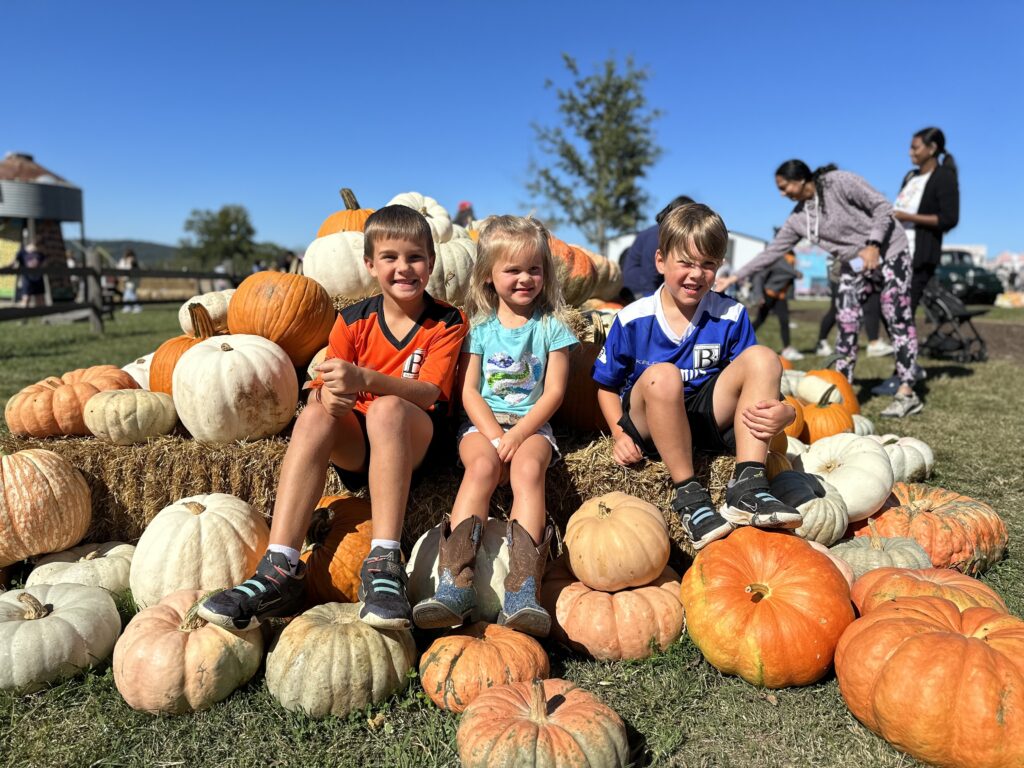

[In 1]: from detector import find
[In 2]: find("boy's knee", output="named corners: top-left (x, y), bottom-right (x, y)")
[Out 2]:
top-left (364, 396), bottom-right (415, 430)
top-left (637, 363), bottom-right (684, 400)
top-left (738, 344), bottom-right (783, 372)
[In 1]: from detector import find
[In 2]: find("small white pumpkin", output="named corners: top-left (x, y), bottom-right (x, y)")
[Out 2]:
top-left (84, 389), bottom-right (177, 444)
top-left (780, 369), bottom-right (806, 398)
top-left (428, 228), bottom-right (476, 305)
top-left (407, 519), bottom-right (510, 623)
top-left (173, 335), bottom-right (298, 443)
top-left (795, 433), bottom-right (894, 522)
top-left (303, 230), bottom-right (377, 300)
top-left (770, 471), bottom-right (849, 546)
top-left (266, 602), bottom-right (416, 718)
top-left (796, 374), bottom-right (843, 405)
top-left (121, 353), bottom-right (154, 390)
top-left (178, 289), bottom-right (235, 335)
top-left (129, 493), bottom-right (270, 608)
top-left (0, 584), bottom-right (121, 692)
top-left (27, 542), bottom-right (135, 593)
top-left (866, 434), bottom-right (934, 482)
top-left (387, 191), bottom-right (453, 244)
top-left (785, 436), bottom-right (809, 463)
top-left (851, 414), bottom-right (876, 436)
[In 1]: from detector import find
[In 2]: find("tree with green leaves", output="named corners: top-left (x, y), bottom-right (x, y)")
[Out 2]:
top-left (178, 204), bottom-right (256, 272)
top-left (528, 54), bottom-right (662, 256)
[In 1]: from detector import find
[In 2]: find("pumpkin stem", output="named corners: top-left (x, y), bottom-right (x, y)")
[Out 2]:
top-left (188, 303), bottom-right (217, 340)
top-left (745, 583), bottom-right (771, 603)
top-left (220, 343), bottom-right (233, 352)
top-left (184, 502), bottom-right (206, 516)
top-left (304, 506), bottom-right (334, 550)
top-left (867, 518), bottom-right (883, 549)
top-left (527, 679), bottom-right (550, 723)
top-left (596, 502), bottom-right (612, 519)
top-left (17, 593), bottom-right (51, 620)
top-left (339, 188), bottom-right (360, 210)
top-left (816, 385), bottom-right (839, 408)
top-left (83, 550), bottom-right (101, 561)
top-left (180, 594), bottom-right (216, 632)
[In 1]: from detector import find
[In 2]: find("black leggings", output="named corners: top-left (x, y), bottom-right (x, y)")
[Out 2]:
top-left (818, 280), bottom-right (885, 343)
top-left (753, 295), bottom-right (790, 347)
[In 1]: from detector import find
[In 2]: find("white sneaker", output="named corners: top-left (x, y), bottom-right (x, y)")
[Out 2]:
top-left (880, 392), bottom-right (924, 418)
top-left (867, 340), bottom-right (894, 357)
top-left (781, 346), bottom-right (804, 362)
top-left (816, 340), bottom-right (833, 356)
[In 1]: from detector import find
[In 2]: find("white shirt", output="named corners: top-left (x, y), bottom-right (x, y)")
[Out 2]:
top-left (894, 171), bottom-right (932, 257)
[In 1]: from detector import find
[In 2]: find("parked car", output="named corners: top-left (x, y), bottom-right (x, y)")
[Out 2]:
top-left (936, 249), bottom-right (1003, 305)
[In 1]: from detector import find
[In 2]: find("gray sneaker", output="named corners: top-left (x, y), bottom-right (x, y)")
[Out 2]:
top-left (880, 392), bottom-right (924, 418)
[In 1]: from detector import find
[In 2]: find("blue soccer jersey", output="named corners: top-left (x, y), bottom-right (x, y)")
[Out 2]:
top-left (592, 287), bottom-right (756, 396)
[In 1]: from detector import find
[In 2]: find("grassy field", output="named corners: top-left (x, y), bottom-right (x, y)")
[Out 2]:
top-left (1, 304), bottom-right (1022, 768)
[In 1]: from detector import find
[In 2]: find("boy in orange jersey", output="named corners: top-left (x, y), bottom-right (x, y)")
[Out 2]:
top-left (200, 206), bottom-right (466, 630)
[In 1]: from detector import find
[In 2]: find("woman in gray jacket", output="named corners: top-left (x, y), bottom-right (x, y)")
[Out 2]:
top-left (719, 161), bottom-right (920, 418)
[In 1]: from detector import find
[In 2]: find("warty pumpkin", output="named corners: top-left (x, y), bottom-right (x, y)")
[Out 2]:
top-left (300, 495), bottom-right (372, 605)
top-left (316, 187), bottom-right (374, 237)
top-left (418, 622), bottom-right (550, 713)
top-left (851, 567), bottom-right (1008, 616)
top-left (5, 365), bottom-right (139, 437)
top-left (27, 542), bottom-right (135, 594)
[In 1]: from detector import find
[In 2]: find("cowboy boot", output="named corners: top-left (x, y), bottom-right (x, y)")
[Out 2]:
top-left (498, 520), bottom-right (552, 638)
top-left (412, 516), bottom-right (482, 629)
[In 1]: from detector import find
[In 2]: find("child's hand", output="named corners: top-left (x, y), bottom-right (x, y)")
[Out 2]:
top-left (611, 431), bottom-right (644, 466)
top-left (496, 429), bottom-right (525, 463)
top-left (316, 359), bottom-right (364, 394)
top-left (741, 399), bottom-right (795, 441)
top-left (318, 387), bottom-right (357, 419)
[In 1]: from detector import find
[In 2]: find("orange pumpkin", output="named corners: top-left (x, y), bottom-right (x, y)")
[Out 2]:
top-left (835, 596), bottom-right (1024, 768)
top-left (457, 679), bottom-right (629, 768)
top-left (855, 483), bottom-right (1008, 575)
top-left (799, 385), bottom-right (854, 444)
top-left (227, 271), bottom-right (335, 367)
top-left (778, 354), bottom-right (793, 370)
top-left (149, 304), bottom-right (219, 396)
top-left (765, 450), bottom-right (792, 480)
top-left (679, 526), bottom-right (855, 688)
top-left (300, 496), bottom-right (372, 605)
top-left (768, 431), bottom-right (788, 454)
top-left (782, 395), bottom-right (805, 438)
top-left (803, 364), bottom-right (860, 416)
top-left (5, 365), bottom-right (139, 437)
top-left (316, 188), bottom-right (374, 237)
top-left (551, 312), bottom-right (605, 432)
top-left (851, 567), bottom-right (1008, 616)
top-left (549, 235), bottom-right (598, 306)
top-left (418, 622), bottom-right (549, 713)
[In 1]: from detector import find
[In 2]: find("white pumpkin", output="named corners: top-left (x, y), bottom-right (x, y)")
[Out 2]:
top-left (851, 414), bottom-right (876, 436)
top-left (121, 353), bottom-right (154, 390)
top-left (780, 369), bottom-right (806, 398)
top-left (795, 433), bottom-right (894, 522)
top-left (770, 471), bottom-right (849, 546)
top-left (785, 435), bottom-right (809, 463)
top-left (27, 542), bottom-right (135, 593)
top-left (407, 519), bottom-right (510, 623)
top-left (796, 374), bottom-right (843, 405)
top-left (387, 191), bottom-right (453, 244)
top-left (866, 434), bottom-right (934, 483)
top-left (129, 493), bottom-right (270, 608)
top-left (178, 289), bottom-right (235, 335)
top-left (428, 229), bottom-right (476, 304)
top-left (172, 335), bottom-right (298, 443)
top-left (303, 231), bottom-right (378, 300)
top-left (266, 602), bottom-right (416, 718)
top-left (0, 584), bottom-right (121, 692)
top-left (84, 389), bottom-right (177, 444)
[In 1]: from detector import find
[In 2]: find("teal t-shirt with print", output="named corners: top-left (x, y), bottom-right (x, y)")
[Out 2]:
top-left (468, 313), bottom-right (579, 417)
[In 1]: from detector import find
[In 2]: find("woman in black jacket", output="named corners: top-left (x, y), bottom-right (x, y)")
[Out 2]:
top-left (893, 127), bottom-right (960, 315)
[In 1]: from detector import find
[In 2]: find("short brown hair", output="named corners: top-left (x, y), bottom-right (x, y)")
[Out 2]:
top-left (363, 205), bottom-right (435, 261)
top-left (658, 202), bottom-right (728, 264)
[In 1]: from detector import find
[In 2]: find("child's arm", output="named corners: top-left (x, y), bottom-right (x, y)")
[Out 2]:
top-left (597, 385), bottom-right (644, 466)
top-left (495, 348), bottom-right (571, 463)
top-left (741, 399), bottom-right (797, 441)
top-left (460, 352), bottom-right (504, 441)
top-left (317, 358), bottom-right (440, 411)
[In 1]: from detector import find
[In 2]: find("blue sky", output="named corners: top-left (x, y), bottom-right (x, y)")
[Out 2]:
top-left (8, 1), bottom-right (1023, 257)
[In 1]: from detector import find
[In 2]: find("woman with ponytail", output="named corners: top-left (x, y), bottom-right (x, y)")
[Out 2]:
top-left (718, 161), bottom-right (921, 418)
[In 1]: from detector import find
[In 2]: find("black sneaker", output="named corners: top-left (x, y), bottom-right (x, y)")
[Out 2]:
top-left (721, 466), bottom-right (803, 529)
top-left (197, 551), bottom-right (306, 631)
top-left (671, 481), bottom-right (733, 550)
top-left (358, 547), bottom-right (412, 630)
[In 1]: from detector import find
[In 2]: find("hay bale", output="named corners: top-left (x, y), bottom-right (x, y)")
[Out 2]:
top-left (0, 431), bottom-right (734, 558)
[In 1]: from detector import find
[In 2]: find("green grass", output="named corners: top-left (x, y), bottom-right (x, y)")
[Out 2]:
top-left (2, 306), bottom-right (1023, 768)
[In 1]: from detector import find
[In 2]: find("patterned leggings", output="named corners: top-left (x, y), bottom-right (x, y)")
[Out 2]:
top-left (834, 249), bottom-right (918, 386)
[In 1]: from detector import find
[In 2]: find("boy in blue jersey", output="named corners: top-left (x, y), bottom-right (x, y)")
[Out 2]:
top-left (593, 203), bottom-right (802, 550)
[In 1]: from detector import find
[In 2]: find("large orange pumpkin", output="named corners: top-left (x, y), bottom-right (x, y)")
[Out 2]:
top-left (549, 235), bottom-right (598, 306)
top-left (835, 596), bottom-right (1024, 768)
top-left (679, 526), bottom-right (855, 688)
top-left (300, 495), bottom-right (373, 605)
top-left (316, 188), bottom-right (374, 237)
top-left (457, 678), bottom-right (629, 768)
top-left (855, 483), bottom-right (1008, 575)
top-left (851, 567), bottom-right (1007, 616)
top-left (418, 622), bottom-right (549, 713)
top-left (149, 304), bottom-right (220, 396)
top-left (799, 385), bottom-right (854, 444)
top-left (227, 271), bottom-right (335, 367)
top-left (5, 366), bottom-right (139, 437)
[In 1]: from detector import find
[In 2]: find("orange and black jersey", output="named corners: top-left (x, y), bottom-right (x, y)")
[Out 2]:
top-left (311, 293), bottom-right (466, 415)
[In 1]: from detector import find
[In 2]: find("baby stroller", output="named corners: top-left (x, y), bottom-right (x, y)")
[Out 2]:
top-left (919, 281), bottom-right (988, 362)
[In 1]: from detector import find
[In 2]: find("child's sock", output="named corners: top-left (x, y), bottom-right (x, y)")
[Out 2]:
top-left (673, 476), bottom-right (698, 491)
top-left (733, 461), bottom-right (767, 480)
top-left (370, 539), bottom-right (402, 552)
top-left (267, 544), bottom-right (301, 575)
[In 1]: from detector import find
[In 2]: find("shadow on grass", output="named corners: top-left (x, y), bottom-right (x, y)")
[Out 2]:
top-left (856, 363), bottom-right (975, 406)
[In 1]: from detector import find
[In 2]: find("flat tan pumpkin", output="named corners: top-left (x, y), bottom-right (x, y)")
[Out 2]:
top-left (27, 542), bottom-right (135, 593)
top-left (84, 389), bottom-right (177, 444)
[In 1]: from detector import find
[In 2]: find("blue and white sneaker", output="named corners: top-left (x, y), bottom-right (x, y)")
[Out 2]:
top-left (671, 481), bottom-right (733, 550)
top-left (197, 551), bottom-right (306, 631)
top-left (721, 466), bottom-right (803, 529)
top-left (358, 546), bottom-right (412, 630)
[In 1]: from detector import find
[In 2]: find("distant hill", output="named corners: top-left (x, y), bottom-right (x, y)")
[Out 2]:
top-left (67, 239), bottom-right (179, 267)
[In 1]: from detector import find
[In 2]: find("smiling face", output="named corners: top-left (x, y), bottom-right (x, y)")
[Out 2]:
top-left (776, 174), bottom-right (814, 202)
top-left (365, 237), bottom-right (434, 305)
top-left (656, 241), bottom-right (720, 310)
top-left (489, 247), bottom-right (544, 313)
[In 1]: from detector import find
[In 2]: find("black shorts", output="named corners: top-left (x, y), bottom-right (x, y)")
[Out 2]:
top-left (617, 371), bottom-right (735, 458)
top-left (331, 408), bottom-right (453, 491)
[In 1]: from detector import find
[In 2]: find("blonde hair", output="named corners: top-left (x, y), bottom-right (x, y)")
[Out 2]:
top-left (363, 205), bottom-right (435, 261)
top-left (658, 202), bottom-right (728, 265)
top-left (463, 215), bottom-right (567, 324)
